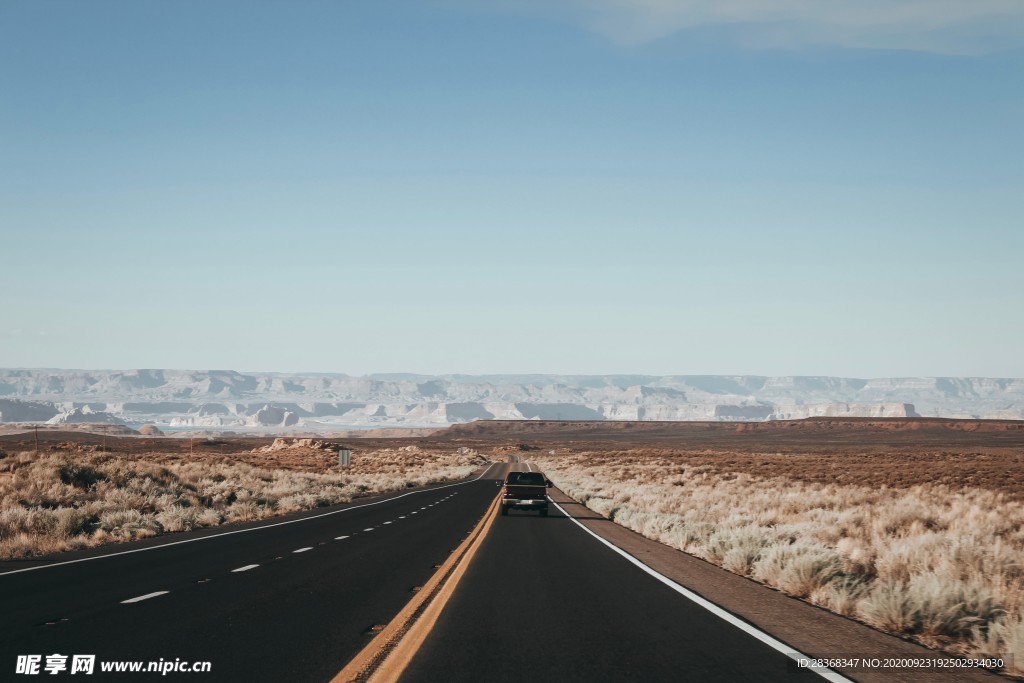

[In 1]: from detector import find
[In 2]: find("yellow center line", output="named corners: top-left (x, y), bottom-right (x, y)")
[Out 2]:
top-left (331, 492), bottom-right (502, 683)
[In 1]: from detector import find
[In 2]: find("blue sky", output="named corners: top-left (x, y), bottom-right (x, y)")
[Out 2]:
top-left (1, 1), bottom-right (1022, 376)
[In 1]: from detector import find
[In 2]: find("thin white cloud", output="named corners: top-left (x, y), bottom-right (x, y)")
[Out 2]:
top-left (458, 0), bottom-right (1024, 53)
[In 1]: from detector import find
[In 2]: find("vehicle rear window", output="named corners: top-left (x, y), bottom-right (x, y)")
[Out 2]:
top-left (507, 472), bottom-right (545, 485)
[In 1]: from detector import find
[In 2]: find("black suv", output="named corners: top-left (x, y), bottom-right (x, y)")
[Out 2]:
top-left (501, 471), bottom-right (553, 516)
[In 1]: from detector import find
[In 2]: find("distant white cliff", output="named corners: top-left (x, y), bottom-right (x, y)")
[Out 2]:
top-left (0, 369), bottom-right (1020, 430)
top-left (46, 406), bottom-right (127, 426)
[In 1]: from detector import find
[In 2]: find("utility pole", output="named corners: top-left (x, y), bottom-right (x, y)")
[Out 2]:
top-left (34, 425), bottom-right (39, 455)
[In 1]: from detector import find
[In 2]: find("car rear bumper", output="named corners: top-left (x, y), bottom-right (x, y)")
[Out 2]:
top-left (502, 497), bottom-right (549, 509)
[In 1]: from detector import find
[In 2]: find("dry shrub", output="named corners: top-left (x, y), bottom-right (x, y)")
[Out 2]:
top-left (50, 507), bottom-right (91, 538)
top-left (98, 509), bottom-right (161, 538)
top-left (857, 581), bottom-right (921, 632)
top-left (707, 527), bottom-right (771, 575)
top-left (975, 615), bottom-right (1024, 675)
top-left (752, 542), bottom-right (844, 598)
top-left (812, 576), bottom-right (870, 617)
top-left (156, 506), bottom-right (198, 533)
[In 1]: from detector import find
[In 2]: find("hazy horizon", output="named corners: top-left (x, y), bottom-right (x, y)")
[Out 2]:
top-left (3, 2), bottom-right (1021, 377)
top-left (3, 367), bottom-right (1024, 382)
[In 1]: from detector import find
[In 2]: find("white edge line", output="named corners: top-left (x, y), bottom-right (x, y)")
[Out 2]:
top-left (547, 498), bottom-right (852, 683)
top-left (121, 590), bottom-right (169, 604)
top-left (231, 564), bottom-right (259, 572)
top-left (0, 462), bottom-right (502, 577)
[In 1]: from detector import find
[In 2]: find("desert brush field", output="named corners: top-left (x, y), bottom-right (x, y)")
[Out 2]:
top-left (0, 437), bottom-right (486, 560)
top-left (4, 419), bottom-right (1023, 674)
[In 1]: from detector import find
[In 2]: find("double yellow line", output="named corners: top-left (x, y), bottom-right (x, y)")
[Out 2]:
top-left (332, 492), bottom-right (502, 683)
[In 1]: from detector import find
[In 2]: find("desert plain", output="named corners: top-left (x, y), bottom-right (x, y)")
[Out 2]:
top-left (2, 417), bottom-right (1024, 674)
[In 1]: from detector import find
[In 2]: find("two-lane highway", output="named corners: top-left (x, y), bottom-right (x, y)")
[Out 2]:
top-left (401, 461), bottom-right (827, 683)
top-left (5, 457), bottom-right (849, 682)
top-left (0, 463), bottom-right (507, 681)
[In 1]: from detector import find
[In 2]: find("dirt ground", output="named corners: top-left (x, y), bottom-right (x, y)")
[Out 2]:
top-left (3, 417), bottom-right (1023, 496)
top-left (438, 418), bottom-right (1024, 498)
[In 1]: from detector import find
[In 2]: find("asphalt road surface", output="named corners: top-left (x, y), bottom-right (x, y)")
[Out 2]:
top-left (0, 463), bottom-right (506, 682)
top-left (401, 463), bottom-right (825, 683)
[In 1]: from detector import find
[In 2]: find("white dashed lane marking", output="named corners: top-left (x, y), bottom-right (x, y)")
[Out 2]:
top-left (230, 488), bottom-right (460, 576)
top-left (121, 591), bottom-right (169, 604)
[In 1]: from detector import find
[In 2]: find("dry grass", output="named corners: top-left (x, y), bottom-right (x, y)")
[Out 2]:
top-left (534, 449), bottom-right (1024, 673)
top-left (0, 445), bottom-right (487, 560)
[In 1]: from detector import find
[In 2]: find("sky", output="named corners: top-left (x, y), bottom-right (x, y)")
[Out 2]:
top-left (1, 0), bottom-right (1022, 377)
